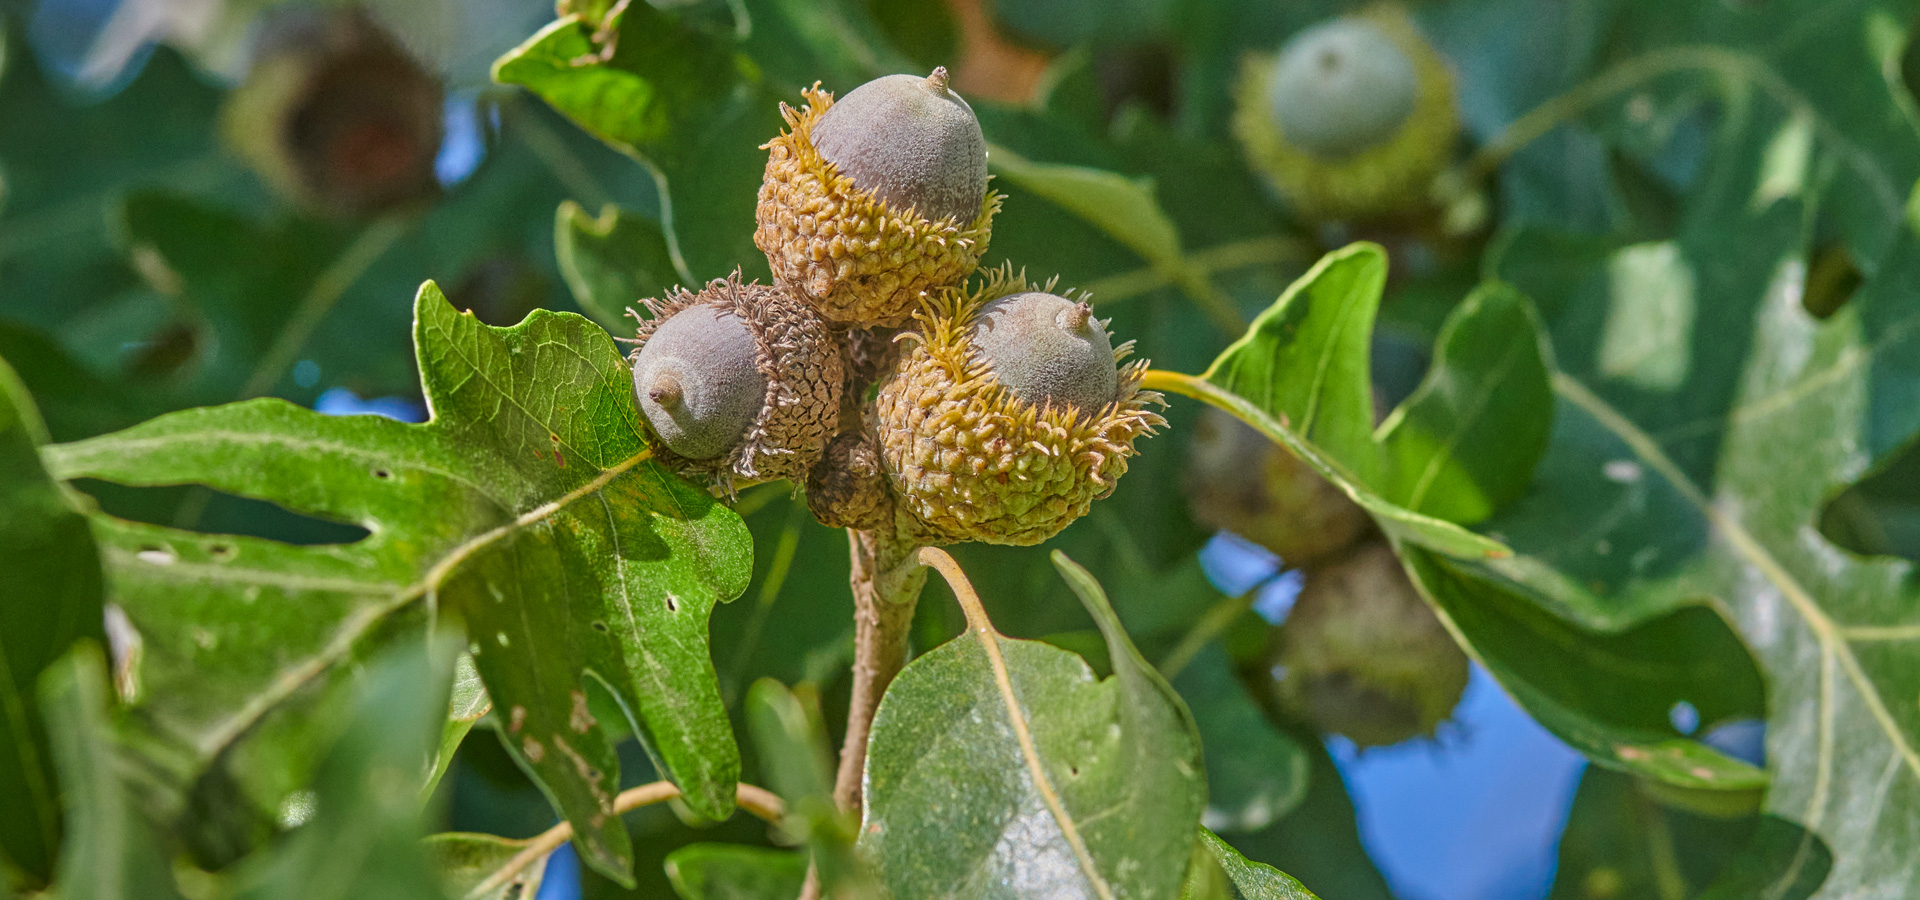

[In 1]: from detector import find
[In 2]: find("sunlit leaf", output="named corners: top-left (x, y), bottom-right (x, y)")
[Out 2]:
top-left (860, 552), bottom-right (1204, 900)
top-left (44, 283), bottom-right (751, 884)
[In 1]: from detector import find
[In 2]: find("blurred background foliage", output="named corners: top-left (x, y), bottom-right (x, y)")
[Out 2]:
top-left (4, 0), bottom-right (1920, 898)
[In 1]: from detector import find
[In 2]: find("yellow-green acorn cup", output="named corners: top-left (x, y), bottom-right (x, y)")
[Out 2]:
top-left (1232, 5), bottom-right (1457, 221)
top-left (873, 270), bottom-right (1165, 546)
top-left (755, 69), bottom-right (1002, 328)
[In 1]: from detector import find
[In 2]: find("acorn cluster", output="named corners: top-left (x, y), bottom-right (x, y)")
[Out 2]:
top-left (1186, 410), bottom-right (1468, 747)
top-left (627, 69), bottom-right (1165, 546)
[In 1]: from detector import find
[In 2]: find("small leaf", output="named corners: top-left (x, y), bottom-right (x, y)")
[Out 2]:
top-left (988, 145), bottom-right (1185, 274)
top-left (231, 635), bottom-right (459, 900)
top-left (1197, 830), bottom-right (1318, 900)
top-left (860, 552), bottom-right (1204, 899)
top-left (664, 844), bottom-right (807, 900)
top-left (554, 202), bottom-right (679, 332)
top-left (40, 644), bottom-right (183, 900)
top-left (423, 654), bottom-right (492, 803)
top-left (494, 6), bottom-right (783, 282)
top-left (744, 679), bottom-right (876, 897)
top-left (45, 284), bottom-right (752, 884)
top-left (427, 832), bottom-right (549, 900)
top-left (0, 355), bottom-right (106, 884)
top-left (1172, 646), bottom-right (1307, 835)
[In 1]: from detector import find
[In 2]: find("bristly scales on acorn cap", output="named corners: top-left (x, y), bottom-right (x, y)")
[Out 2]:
top-left (873, 267), bottom-right (1166, 546)
top-left (755, 68), bottom-right (1003, 328)
top-left (629, 273), bottom-right (844, 493)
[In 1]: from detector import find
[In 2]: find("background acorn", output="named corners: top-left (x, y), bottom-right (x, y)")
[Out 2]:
top-left (1269, 541), bottom-right (1470, 747)
top-left (873, 269), bottom-right (1164, 546)
top-left (1232, 5), bottom-right (1457, 221)
top-left (1185, 407), bottom-right (1372, 568)
top-left (755, 69), bottom-right (1002, 328)
top-left (631, 274), bottom-right (843, 488)
top-left (221, 8), bottom-right (444, 218)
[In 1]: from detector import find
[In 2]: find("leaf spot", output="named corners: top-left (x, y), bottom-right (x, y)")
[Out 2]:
top-left (509, 705), bottom-right (527, 734)
top-left (590, 620), bottom-right (609, 633)
top-left (665, 593), bottom-right (679, 613)
top-left (136, 544), bottom-right (177, 565)
top-left (522, 737), bottom-right (545, 763)
top-left (1603, 460), bottom-right (1643, 483)
top-left (207, 541), bottom-right (236, 559)
top-left (496, 632), bottom-right (511, 647)
top-left (371, 468), bottom-right (392, 480)
top-left (570, 689), bottom-right (595, 734)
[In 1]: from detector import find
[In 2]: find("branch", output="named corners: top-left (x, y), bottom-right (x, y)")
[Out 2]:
top-left (831, 525), bottom-right (927, 811)
top-left (462, 781), bottom-right (786, 900)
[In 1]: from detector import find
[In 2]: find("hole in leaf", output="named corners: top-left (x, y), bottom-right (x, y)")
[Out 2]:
top-left (1802, 243), bottom-right (1861, 320)
top-left (1818, 440), bottom-right (1920, 563)
top-left (1669, 700), bottom-right (1699, 735)
top-left (207, 541), bottom-right (236, 559)
top-left (665, 594), bottom-right (678, 613)
top-left (590, 621), bottom-right (609, 634)
top-left (372, 468), bottom-right (393, 480)
top-left (73, 480), bottom-right (370, 546)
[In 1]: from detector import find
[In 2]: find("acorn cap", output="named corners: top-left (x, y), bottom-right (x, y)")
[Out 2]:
top-left (221, 8), bottom-right (444, 218)
top-left (1185, 407), bottom-right (1371, 568)
top-left (631, 274), bottom-right (844, 489)
top-left (755, 76), bottom-right (1003, 328)
top-left (1271, 542), bottom-right (1469, 747)
top-left (873, 268), bottom-right (1165, 546)
top-left (1231, 4), bottom-right (1456, 221)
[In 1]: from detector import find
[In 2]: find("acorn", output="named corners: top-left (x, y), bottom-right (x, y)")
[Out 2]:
top-left (630, 274), bottom-right (844, 488)
top-left (755, 69), bottom-right (1002, 328)
top-left (221, 8), bottom-right (444, 218)
top-left (873, 269), bottom-right (1165, 546)
top-left (805, 428), bottom-right (893, 531)
top-left (1269, 541), bottom-right (1469, 747)
top-left (1185, 407), bottom-right (1371, 568)
top-left (1231, 5), bottom-right (1457, 221)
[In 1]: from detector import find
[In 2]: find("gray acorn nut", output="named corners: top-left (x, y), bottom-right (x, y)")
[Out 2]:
top-left (969, 291), bottom-right (1119, 417)
top-left (631, 275), bottom-right (844, 488)
top-left (1266, 17), bottom-right (1420, 160)
top-left (810, 68), bottom-right (991, 226)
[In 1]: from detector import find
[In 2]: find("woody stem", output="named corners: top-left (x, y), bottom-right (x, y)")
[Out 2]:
top-left (832, 525), bottom-right (928, 812)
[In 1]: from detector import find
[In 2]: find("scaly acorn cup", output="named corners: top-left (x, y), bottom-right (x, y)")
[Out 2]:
top-left (755, 69), bottom-right (1003, 328)
top-left (1231, 5), bottom-right (1457, 221)
top-left (874, 269), bottom-right (1165, 546)
top-left (630, 274), bottom-right (843, 490)
top-left (1270, 541), bottom-right (1470, 748)
top-left (1185, 407), bottom-right (1372, 568)
top-left (221, 8), bottom-right (444, 218)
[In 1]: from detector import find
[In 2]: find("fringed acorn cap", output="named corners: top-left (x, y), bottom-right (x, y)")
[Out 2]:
top-left (805, 428), bottom-right (893, 531)
top-left (754, 72), bottom-right (1003, 328)
top-left (630, 274), bottom-right (843, 491)
top-left (1232, 4), bottom-right (1456, 221)
top-left (873, 268), bottom-right (1165, 546)
top-left (1270, 542), bottom-right (1469, 748)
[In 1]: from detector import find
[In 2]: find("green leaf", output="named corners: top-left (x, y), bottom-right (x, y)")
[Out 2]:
top-left (859, 552), bottom-right (1204, 900)
top-left (44, 284), bottom-right (752, 884)
top-left (554, 202), bottom-right (679, 332)
top-left (0, 355), bottom-right (105, 884)
top-left (1377, 283), bottom-right (1554, 523)
top-left (1188, 244), bottom-right (1532, 558)
top-left (1547, 766), bottom-right (1764, 900)
top-left (231, 635), bottom-right (458, 900)
top-left (664, 844), bottom-right (807, 900)
top-left (426, 832), bottom-right (549, 900)
top-left (40, 644), bottom-right (183, 900)
top-left (988, 145), bottom-right (1185, 277)
top-left (1203, 243), bottom-right (1554, 526)
top-left (1486, 81), bottom-right (1920, 891)
top-left (1197, 830), bottom-right (1318, 900)
top-left (744, 679), bottom-right (877, 897)
top-left (493, 5), bottom-right (783, 283)
top-left (423, 654), bottom-right (492, 803)
top-left (1171, 646), bottom-right (1307, 835)
top-left (1401, 545), bottom-right (1768, 792)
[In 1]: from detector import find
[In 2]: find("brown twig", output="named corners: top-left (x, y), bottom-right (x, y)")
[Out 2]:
top-left (831, 524), bottom-right (928, 812)
top-left (463, 781), bottom-right (785, 899)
